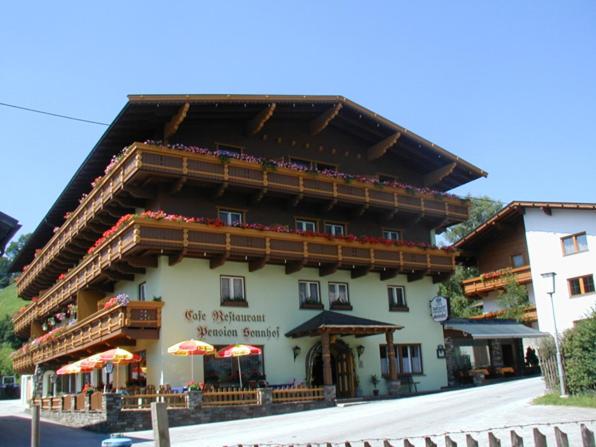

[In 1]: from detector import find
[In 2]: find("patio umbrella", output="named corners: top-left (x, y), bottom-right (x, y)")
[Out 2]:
top-left (167, 339), bottom-right (215, 383)
top-left (216, 344), bottom-right (262, 389)
top-left (83, 348), bottom-right (139, 391)
top-left (56, 359), bottom-right (94, 375)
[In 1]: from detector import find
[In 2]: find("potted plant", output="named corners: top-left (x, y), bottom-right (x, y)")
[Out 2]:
top-left (370, 374), bottom-right (380, 396)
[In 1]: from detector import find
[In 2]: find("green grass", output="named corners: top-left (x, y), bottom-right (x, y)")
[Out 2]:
top-left (0, 283), bottom-right (27, 319)
top-left (533, 393), bottom-right (596, 408)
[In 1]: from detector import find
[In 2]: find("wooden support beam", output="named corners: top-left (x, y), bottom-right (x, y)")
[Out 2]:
top-left (164, 102), bottom-right (190, 142)
top-left (213, 182), bottom-right (228, 199)
top-left (249, 256), bottom-right (269, 272)
top-left (126, 186), bottom-right (155, 200)
top-left (541, 206), bottom-right (552, 216)
top-left (112, 197), bottom-right (145, 209)
top-left (351, 266), bottom-right (371, 279)
top-left (113, 264), bottom-right (145, 275)
top-left (367, 132), bottom-right (401, 161)
top-left (290, 193), bottom-right (303, 208)
top-left (246, 103), bottom-right (276, 135)
top-left (352, 203), bottom-right (369, 218)
top-left (324, 198), bottom-right (337, 212)
top-left (170, 177), bottom-right (187, 194)
top-left (423, 162), bottom-right (457, 187)
top-left (88, 283), bottom-right (114, 294)
top-left (126, 256), bottom-right (158, 268)
top-left (168, 249), bottom-right (187, 266)
top-left (319, 262), bottom-right (339, 277)
top-left (285, 260), bottom-right (306, 275)
top-left (209, 254), bottom-right (228, 269)
top-left (385, 209), bottom-right (399, 221)
top-left (380, 269), bottom-right (398, 281)
top-left (407, 271), bottom-right (425, 282)
top-left (251, 188), bottom-right (267, 204)
top-left (310, 103), bottom-right (343, 135)
top-left (104, 271), bottom-right (135, 282)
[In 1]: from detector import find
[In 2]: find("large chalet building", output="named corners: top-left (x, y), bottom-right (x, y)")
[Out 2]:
top-left (10, 94), bottom-right (486, 399)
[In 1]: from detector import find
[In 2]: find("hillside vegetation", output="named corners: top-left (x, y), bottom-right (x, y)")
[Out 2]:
top-left (0, 283), bottom-right (26, 375)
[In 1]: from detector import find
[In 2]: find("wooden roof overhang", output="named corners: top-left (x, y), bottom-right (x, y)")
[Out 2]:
top-left (285, 311), bottom-right (403, 338)
top-left (455, 200), bottom-right (596, 254)
top-left (11, 94), bottom-right (486, 273)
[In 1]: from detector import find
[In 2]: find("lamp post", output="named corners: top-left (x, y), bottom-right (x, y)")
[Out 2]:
top-left (540, 272), bottom-right (568, 397)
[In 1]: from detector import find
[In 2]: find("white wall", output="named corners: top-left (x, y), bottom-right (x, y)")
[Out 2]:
top-left (524, 208), bottom-right (596, 335)
top-left (113, 257), bottom-right (448, 394)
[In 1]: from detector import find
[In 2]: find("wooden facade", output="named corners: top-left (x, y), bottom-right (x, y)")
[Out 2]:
top-left (11, 95), bottom-right (484, 382)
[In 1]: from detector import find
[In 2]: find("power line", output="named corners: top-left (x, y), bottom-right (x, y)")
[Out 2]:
top-left (0, 101), bottom-right (109, 126)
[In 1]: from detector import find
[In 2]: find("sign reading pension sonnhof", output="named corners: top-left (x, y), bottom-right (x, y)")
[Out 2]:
top-left (184, 309), bottom-right (280, 339)
top-left (430, 296), bottom-right (449, 322)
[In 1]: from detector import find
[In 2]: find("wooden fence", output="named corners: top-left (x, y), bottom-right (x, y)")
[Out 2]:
top-left (121, 393), bottom-right (187, 410)
top-left (272, 386), bottom-right (324, 403)
top-left (228, 425), bottom-right (594, 446)
top-left (202, 388), bottom-right (259, 407)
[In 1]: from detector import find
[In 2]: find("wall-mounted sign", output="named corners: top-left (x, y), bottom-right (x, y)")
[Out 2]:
top-left (430, 296), bottom-right (449, 322)
top-left (184, 309), bottom-right (278, 340)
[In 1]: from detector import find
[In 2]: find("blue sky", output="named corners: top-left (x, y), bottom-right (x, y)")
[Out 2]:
top-left (1, 1), bottom-right (595, 237)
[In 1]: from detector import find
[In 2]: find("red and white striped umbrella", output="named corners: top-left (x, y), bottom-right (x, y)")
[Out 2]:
top-left (216, 344), bottom-right (262, 388)
top-left (168, 339), bottom-right (215, 383)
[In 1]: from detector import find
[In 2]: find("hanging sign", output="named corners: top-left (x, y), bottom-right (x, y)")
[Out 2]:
top-left (430, 296), bottom-right (449, 322)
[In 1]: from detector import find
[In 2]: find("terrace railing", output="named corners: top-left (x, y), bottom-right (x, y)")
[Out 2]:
top-left (202, 388), bottom-right (259, 407)
top-left (11, 301), bottom-right (162, 374)
top-left (462, 265), bottom-right (532, 297)
top-left (20, 217), bottom-right (456, 325)
top-left (271, 386), bottom-right (324, 403)
top-left (16, 142), bottom-right (469, 299)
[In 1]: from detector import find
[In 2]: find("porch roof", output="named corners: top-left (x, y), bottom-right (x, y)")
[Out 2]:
top-left (285, 310), bottom-right (402, 338)
top-left (444, 318), bottom-right (549, 339)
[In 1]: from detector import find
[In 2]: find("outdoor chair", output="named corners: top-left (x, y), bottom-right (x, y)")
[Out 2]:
top-left (401, 374), bottom-right (419, 394)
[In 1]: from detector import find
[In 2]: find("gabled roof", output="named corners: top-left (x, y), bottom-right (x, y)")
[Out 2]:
top-left (0, 211), bottom-right (20, 256)
top-left (455, 201), bottom-right (596, 250)
top-left (285, 310), bottom-right (402, 338)
top-left (11, 94), bottom-right (487, 273)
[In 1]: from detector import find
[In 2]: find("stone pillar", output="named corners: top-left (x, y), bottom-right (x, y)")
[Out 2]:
top-left (187, 389), bottom-right (202, 411)
top-left (386, 380), bottom-right (401, 396)
top-left (256, 387), bottom-right (272, 407)
top-left (490, 340), bottom-right (504, 370)
top-left (444, 336), bottom-right (457, 387)
top-left (103, 393), bottom-right (122, 425)
top-left (323, 385), bottom-right (336, 402)
top-left (321, 332), bottom-right (333, 386)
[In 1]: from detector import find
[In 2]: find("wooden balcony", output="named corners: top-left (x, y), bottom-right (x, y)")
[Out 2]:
top-left (22, 217), bottom-right (456, 324)
top-left (462, 265), bottom-right (532, 297)
top-left (12, 307), bottom-right (36, 338)
top-left (11, 301), bottom-right (162, 374)
top-left (17, 142), bottom-right (469, 299)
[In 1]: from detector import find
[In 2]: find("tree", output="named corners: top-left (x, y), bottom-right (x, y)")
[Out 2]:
top-left (438, 265), bottom-right (481, 318)
top-left (444, 196), bottom-right (504, 244)
top-left (497, 274), bottom-right (530, 321)
top-left (0, 233), bottom-right (31, 288)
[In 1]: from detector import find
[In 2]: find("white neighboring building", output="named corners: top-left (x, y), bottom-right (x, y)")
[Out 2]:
top-left (456, 202), bottom-right (595, 336)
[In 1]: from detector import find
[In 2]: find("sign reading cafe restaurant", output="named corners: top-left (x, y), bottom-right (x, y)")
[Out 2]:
top-left (184, 309), bottom-right (281, 339)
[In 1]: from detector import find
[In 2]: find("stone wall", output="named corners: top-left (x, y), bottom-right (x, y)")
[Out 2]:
top-left (34, 389), bottom-right (335, 432)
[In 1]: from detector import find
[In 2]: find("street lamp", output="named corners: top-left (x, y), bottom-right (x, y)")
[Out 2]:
top-left (541, 272), bottom-right (568, 397)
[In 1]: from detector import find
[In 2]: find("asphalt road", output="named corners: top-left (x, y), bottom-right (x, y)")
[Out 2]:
top-left (1, 378), bottom-right (594, 447)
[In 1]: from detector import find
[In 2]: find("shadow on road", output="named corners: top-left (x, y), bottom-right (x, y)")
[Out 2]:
top-left (0, 415), bottom-right (148, 447)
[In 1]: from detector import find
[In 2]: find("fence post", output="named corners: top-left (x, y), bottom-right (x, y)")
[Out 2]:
top-left (581, 424), bottom-right (595, 447)
top-left (151, 402), bottom-right (170, 447)
top-left (465, 434), bottom-right (479, 447)
top-left (445, 435), bottom-right (457, 446)
top-left (488, 432), bottom-right (501, 447)
top-left (510, 430), bottom-right (524, 447)
top-left (425, 437), bottom-right (437, 447)
top-left (554, 427), bottom-right (569, 447)
top-left (533, 428), bottom-right (547, 447)
top-left (31, 404), bottom-right (40, 447)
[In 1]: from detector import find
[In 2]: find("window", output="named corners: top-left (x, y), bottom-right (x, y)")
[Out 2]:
top-left (383, 229), bottom-right (401, 241)
top-left (216, 143), bottom-right (243, 155)
top-left (299, 280), bottom-right (321, 307)
top-left (328, 282), bottom-right (350, 308)
top-left (378, 174), bottom-right (397, 183)
top-left (218, 209), bottom-right (243, 225)
top-left (562, 232), bottom-right (588, 256)
top-left (288, 157), bottom-right (336, 172)
top-left (324, 222), bottom-right (345, 236)
top-left (138, 282), bottom-right (146, 301)
top-left (388, 285), bottom-right (407, 310)
top-left (568, 275), bottom-right (595, 297)
top-left (295, 219), bottom-right (317, 232)
top-left (511, 254), bottom-right (525, 268)
top-left (204, 345), bottom-right (265, 385)
top-left (221, 276), bottom-right (247, 305)
top-left (379, 344), bottom-right (423, 376)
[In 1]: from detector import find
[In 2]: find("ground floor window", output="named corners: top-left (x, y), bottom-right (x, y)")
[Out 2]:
top-left (379, 343), bottom-right (423, 376)
top-left (203, 345), bottom-right (265, 386)
top-left (454, 342), bottom-right (491, 370)
top-left (127, 351), bottom-right (147, 387)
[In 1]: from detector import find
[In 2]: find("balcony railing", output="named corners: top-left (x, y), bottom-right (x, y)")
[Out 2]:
top-left (17, 142), bottom-right (469, 299)
top-left (12, 307), bottom-right (36, 337)
top-left (18, 216), bottom-right (456, 326)
top-left (11, 301), bottom-right (162, 374)
top-left (462, 265), bottom-right (532, 297)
